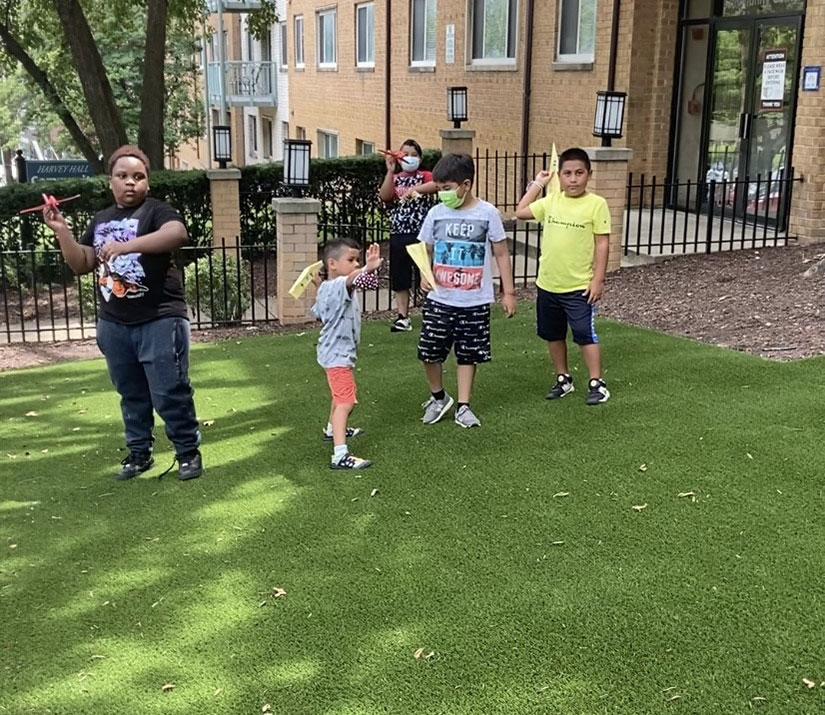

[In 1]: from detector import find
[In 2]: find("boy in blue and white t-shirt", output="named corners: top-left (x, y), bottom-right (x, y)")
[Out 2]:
top-left (417, 153), bottom-right (517, 429)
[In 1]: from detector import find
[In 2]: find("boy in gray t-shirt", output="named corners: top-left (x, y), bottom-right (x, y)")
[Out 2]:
top-left (311, 239), bottom-right (382, 470)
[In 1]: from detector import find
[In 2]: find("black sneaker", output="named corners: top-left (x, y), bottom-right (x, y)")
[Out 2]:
top-left (330, 453), bottom-right (372, 470)
top-left (546, 374), bottom-right (574, 400)
top-left (587, 378), bottom-right (611, 405)
top-left (177, 450), bottom-right (203, 480)
top-left (116, 452), bottom-right (154, 481)
top-left (390, 316), bottom-right (412, 332)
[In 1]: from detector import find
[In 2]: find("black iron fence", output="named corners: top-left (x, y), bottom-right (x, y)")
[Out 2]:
top-left (474, 150), bottom-right (549, 213)
top-left (624, 170), bottom-right (802, 256)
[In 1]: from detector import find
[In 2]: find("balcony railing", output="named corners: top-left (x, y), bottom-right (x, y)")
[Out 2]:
top-left (207, 61), bottom-right (277, 107)
top-left (207, 0), bottom-right (263, 12)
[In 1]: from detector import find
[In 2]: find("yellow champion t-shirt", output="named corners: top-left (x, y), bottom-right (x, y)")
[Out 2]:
top-left (529, 191), bottom-right (611, 293)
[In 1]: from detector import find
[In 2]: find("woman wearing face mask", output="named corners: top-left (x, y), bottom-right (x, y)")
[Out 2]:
top-left (378, 139), bottom-right (437, 332)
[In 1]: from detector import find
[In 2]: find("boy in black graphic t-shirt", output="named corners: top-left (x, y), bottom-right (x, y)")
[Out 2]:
top-left (43, 145), bottom-right (203, 482)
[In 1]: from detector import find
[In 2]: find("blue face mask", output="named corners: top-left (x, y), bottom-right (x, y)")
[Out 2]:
top-left (400, 156), bottom-right (420, 172)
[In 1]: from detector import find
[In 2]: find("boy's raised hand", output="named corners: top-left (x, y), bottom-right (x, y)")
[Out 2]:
top-left (364, 242), bottom-right (383, 273)
top-left (534, 170), bottom-right (552, 187)
top-left (42, 206), bottom-right (68, 235)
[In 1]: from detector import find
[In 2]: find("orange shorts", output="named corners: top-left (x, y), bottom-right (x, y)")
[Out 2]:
top-left (325, 367), bottom-right (358, 405)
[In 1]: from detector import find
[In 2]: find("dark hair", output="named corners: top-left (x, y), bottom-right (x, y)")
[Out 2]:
top-left (322, 238), bottom-right (361, 276)
top-left (432, 153), bottom-right (475, 186)
top-left (108, 145), bottom-right (151, 175)
top-left (400, 139), bottom-right (423, 158)
top-left (558, 147), bottom-right (591, 173)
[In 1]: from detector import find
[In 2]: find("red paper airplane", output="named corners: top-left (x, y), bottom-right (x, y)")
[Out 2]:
top-left (378, 149), bottom-right (406, 163)
top-left (19, 193), bottom-right (81, 215)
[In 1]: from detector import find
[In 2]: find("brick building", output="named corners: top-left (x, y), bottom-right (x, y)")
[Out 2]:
top-left (188, 0), bottom-right (824, 243)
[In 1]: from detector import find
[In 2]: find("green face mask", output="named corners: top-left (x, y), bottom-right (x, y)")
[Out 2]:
top-left (438, 187), bottom-right (466, 209)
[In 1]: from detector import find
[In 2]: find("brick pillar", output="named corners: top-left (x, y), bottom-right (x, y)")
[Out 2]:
top-left (207, 168), bottom-right (241, 248)
top-left (275, 197), bottom-right (321, 325)
top-left (439, 129), bottom-right (475, 156)
top-left (789, 1), bottom-right (825, 245)
top-left (584, 147), bottom-right (633, 273)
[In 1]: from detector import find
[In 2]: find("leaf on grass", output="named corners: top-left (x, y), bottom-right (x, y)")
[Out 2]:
top-left (751, 696), bottom-right (767, 702)
top-left (638, 464), bottom-right (648, 472)
top-left (258, 600), bottom-right (267, 607)
top-left (161, 682), bottom-right (175, 692)
top-left (203, 420), bottom-right (215, 427)
top-left (271, 587), bottom-right (287, 598)
top-left (413, 648), bottom-right (425, 660)
top-left (41, 449), bottom-right (48, 454)
top-left (536, 685), bottom-right (549, 694)
top-left (25, 411), bottom-right (39, 417)
top-left (746, 453), bottom-right (754, 460)
top-left (370, 488), bottom-right (378, 497)
top-left (6, 454), bottom-right (17, 459)
top-left (72, 427), bottom-right (81, 432)
top-left (90, 655), bottom-right (106, 660)
top-left (552, 541), bottom-right (565, 546)
top-left (262, 704), bottom-right (273, 713)
top-left (214, 688), bottom-right (222, 696)
top-left (802, 678), bottom-right (816, 689)
top-left (552, 492), bottom-right (570, 498)
top-left (632, 504), bottom-right (648, 512)
top-left (662, 686), bottom-right (677, 693)
top-left (677, 492), bottom-right (695, 498)
top-left (666, 694), bottom-right (682, 702)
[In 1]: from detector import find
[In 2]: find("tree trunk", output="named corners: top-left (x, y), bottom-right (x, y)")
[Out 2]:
top-left (0, 21), bottom-right (104, 173)
top-left (53, 0), bottom-right (128, 162)
top-left (138, 0), bottom-right (169, 170)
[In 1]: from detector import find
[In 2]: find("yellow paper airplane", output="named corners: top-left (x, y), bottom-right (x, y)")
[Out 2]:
top-left (406, 242), bottom-right (438, 291)
top-left (288, 260), bottom-right (323, 299)
top-left (548, 143), bottom-right (561, 194)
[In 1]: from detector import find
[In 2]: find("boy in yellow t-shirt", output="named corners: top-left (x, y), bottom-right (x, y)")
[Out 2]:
top-left (515, 147), bottom-right (612, 405)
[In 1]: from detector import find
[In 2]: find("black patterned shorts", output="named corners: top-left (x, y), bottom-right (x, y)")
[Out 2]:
top-left (417, 299), bottom-right (492, 365)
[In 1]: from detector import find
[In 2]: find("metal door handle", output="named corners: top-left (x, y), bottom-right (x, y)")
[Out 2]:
top-left (739, 112), bottom-right (752, 139)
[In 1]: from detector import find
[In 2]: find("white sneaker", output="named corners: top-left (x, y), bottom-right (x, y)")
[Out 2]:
top-left (331, 453), bottom-right (372, 470)
top-left (391, 316), bottom-right (413, 332)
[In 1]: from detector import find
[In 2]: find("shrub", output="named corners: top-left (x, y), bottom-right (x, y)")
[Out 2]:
top-left (183, 253), bottom-right (251, 323)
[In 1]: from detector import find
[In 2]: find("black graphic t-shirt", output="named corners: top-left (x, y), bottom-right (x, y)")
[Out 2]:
top-left (390, 170), bottom-right (434, 235)
top-left (80, 197), bottom-right (188, 325)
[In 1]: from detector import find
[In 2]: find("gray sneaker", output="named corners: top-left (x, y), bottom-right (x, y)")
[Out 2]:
top-left (421, 393), bottom-right (454, 424)
top-left (454, 405), bottom-right (481, 428)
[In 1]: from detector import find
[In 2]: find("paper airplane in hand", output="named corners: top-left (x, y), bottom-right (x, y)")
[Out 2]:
top-left (547, 143), bottom-right (561, 194)
top-left (288, 260), bottom-right (323, 299)
top-left (405, 242), bottom-right (438, 292)
top-left (19, 193), bottom-right (81, 215)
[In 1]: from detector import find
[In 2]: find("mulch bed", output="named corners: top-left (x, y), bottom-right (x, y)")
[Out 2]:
top-left (599, 244), bottom-right (825, 361)
top-left (2, 244), bottom-right (823, 371)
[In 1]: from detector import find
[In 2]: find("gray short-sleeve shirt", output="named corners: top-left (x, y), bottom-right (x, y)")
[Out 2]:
top-left (311, 276), bottom-right (361, 368)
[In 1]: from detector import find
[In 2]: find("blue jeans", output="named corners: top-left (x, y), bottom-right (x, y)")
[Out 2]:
top-left (96, 317), bottom-right (201, 456)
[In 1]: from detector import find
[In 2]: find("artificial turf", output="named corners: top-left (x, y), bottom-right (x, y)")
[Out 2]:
top-left (1, 304), bottom-right (825, 714)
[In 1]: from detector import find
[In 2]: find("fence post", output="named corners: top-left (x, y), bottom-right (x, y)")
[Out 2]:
top-left (439, 129), bottom-right (475, 156)
top-left (584, 147), bottom-right (633, 273)
top-left (274, 197), bottom-right (321, 325)
top-left (207, 168), bottom-right (241, 248)
top-left (705, 179), bottom-right (716, 255)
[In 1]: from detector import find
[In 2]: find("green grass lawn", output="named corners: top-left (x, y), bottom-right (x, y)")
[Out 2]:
top-left (2, 304), bottom-right (825, 714)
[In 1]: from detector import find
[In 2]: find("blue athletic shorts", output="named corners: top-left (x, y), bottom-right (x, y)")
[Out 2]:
top-left (536, 287), bottom-right (598, 345)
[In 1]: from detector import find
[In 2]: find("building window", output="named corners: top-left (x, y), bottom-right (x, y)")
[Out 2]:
top-left (410, 0), bottom-right (436, 66)
top-left (356, 139), bottom-right (375, 155)
top-left (558, 0), bottom-right (596, 62)
top-left (248, 115), bottom-right (259, 157)
top-left (318, 130), bottom-right (339, 158)
top-left (261, 27), bottom-right (273, 62)
top-left (294, 16), bottom-right (305, 67)
top-left (471, 0), bottom-right (517, 62)
top-left (246, 29), bottom-right (255, 61)
top-left (282, 121), bottom-right (289, 141)
top-left (296, 126), bottom-right (307, 140)
top-left (317, 9), bottom-right (337, 68)
top-left (279, 22), bottom-right (288, 68)
top-left (356, 3), bottom-right (375, 67)
top-left (262, 117), bottom-right (273, 158)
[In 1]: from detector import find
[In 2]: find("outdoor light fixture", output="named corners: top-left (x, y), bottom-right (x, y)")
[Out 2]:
top-left (283, 139), bottom-right (311, 197)
top-left (593, 91), bottom-right (627, 147)
top-left (447, 87), bottom-right (468, 129)
top-left (213, 125), bottom-right (232, 168)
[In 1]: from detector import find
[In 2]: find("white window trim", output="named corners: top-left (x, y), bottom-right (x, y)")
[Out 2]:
top-left (279, 22), bottom-right (288, 69)
top-left (317, 129), bottom-right (340, 158)
top-left (317, 8), bottom-right (338, 69)
top-left (469, 0), bottom-right (518, 65)
top-left (356, 2), bottom-right (375, 68)
top-left (294, 16), bottom-right (305, 68)
top-left (410, 0), bottom-right (437, 67)
top-left (556, 0), bottom-right (595, 63)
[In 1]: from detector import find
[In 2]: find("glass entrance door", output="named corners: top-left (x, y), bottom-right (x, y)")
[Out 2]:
top-left (704, 15), bottom-right (801, 221)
